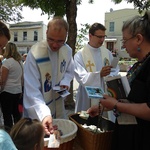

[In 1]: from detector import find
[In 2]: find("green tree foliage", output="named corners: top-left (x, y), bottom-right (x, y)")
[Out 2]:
top-left (112, 0), bottom-right (150, 13)
top-left (0, 0), bottom-right (23, 22)
top-left (76, 23), bottom-right (90, 52)
top-left (18, 0), bottom-right (66, 17)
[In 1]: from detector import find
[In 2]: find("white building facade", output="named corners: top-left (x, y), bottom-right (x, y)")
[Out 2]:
top-left (9, 21), bottom-right (47, 54)
top-left (104, 9), bottom-right (140, 58)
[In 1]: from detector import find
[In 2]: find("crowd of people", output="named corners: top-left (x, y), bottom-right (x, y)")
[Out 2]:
top-left (0, 10), bottom-right (150, 150)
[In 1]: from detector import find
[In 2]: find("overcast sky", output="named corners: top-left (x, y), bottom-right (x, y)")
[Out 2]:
top-left (21, 0), bottom-right (134, 28)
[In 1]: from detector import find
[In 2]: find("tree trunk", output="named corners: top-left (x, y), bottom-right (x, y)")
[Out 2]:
top-left (65, 0), bottom-right (77, 108)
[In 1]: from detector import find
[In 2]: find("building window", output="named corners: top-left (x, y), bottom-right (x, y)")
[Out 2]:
top-left (14, 32), bottom-right (18, 42)
top-left (34, 31), bottom-right (38, 41)
top-left (107, 42), bottom-right (114, 52)
top-left (23, 31), bottom-right (27, 41)
top-left (109, 22), bottom-right (114, 32)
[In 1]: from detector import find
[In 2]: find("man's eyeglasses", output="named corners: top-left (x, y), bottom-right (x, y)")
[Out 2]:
top-left (93, 34), bottom-right (107, 39)
top-left (47, 37), bottom-right (65, 45)
top-left (120, 36), bottom-right (135, 44)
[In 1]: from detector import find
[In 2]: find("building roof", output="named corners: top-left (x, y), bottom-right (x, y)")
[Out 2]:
top-left (9, 21), bottom-right (46, 29)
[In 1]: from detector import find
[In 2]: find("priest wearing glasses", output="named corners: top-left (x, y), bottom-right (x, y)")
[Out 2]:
top-left (74, 23), bottom-right (119, 122)
top-left (23, 17), bottom-right (74, 135)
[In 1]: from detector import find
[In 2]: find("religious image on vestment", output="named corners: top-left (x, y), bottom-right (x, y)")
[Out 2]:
top-left (60, 59), bottom-right (66, 73)
top-left (44, 72), bottom-right (52, 92)
top-left (86, 60), bottom-right (94, 72)
top-left (104, 57), bottom-right (110, 66)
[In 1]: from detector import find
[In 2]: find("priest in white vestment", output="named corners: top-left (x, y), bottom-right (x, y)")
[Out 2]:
top-left (23, 17), bottom-right (74, 135)
top-left (74, 23), bottom-right (119, 122)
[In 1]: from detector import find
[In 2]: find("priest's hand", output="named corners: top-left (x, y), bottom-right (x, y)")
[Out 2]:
top-left (100, 66), bottom-right (112, 77)
top-left (60, 85), bottom-right (69, 90)
top-left (42, 115), bottom-right (54, 135)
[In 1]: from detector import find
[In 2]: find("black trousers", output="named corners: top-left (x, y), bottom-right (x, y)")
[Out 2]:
top-left (0, 91), bottom-right (21, 130)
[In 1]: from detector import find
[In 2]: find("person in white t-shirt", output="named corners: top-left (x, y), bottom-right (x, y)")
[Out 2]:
top-left (0, 21), bottom-right (11, 127)
top-left (0, 42), bottom-right (23, 130)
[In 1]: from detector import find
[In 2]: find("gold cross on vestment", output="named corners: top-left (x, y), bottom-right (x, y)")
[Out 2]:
top-left (86, 60), bottom-right (94, 72)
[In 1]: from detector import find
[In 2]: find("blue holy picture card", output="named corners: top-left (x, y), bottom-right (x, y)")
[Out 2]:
top-left (85, 86), bottom-right (104, 99)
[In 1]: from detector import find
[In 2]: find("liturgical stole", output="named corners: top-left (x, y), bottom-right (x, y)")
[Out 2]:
top-left (81, 44), bottom-right (110, 72)
top-left (31, 40), bottom-right (68, 118)
top-left (81, 44), bottom-right (110, 106)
